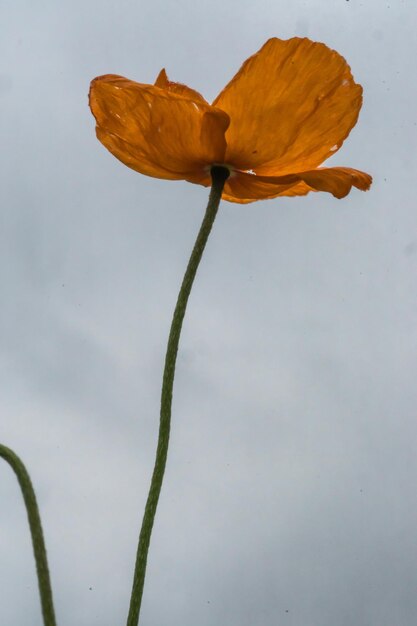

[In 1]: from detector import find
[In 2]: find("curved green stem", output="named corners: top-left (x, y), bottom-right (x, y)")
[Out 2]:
top-left (126, 166), bottom-right (229, 626)
top-left (0, 444), bottom-right (57, 626)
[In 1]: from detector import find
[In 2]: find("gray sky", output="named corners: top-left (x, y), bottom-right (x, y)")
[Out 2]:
top-left (1, 1), bottom-right (417, 625)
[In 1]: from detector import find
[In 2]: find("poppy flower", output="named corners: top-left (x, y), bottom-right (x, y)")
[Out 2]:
top-left (89, 37), bottom-right (371, 203)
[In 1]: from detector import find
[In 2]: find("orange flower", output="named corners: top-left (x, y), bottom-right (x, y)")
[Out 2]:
top-left (89, 37), bottom-right (371, 203)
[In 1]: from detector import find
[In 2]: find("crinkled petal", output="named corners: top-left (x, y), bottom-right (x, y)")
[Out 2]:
top-left (223, 171), bottom-right (300, 203)
top-left (213, 37), bottom-right (363, 175)
top-left (95, 127), bottom-right (185, 180)
top-left (222, 167), bottom-right (372, 203)
top-left (155, 68), bottom-right (208, 104)
top-left (89, 74), bottom-right (229, 179)
top-left (298, 167), bottom-right (372, 198)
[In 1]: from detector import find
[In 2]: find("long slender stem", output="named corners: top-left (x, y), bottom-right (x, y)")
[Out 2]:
top-left (126, 166), bottom-right (230, 626)
top-left (0, 444), bottom-right (57, 626)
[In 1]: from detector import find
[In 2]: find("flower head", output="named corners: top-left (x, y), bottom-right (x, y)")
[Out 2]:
top-left (89, 37), bottom-right (371, 203)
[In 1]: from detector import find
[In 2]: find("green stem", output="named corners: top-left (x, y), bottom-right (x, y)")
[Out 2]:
top-left (0, 444), bottom-right (57, 626)
top-left (126, 166), bottom-right (230, 626)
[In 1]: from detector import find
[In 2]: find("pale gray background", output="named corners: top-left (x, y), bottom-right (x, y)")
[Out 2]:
top-left (1, 1), bottom-right (416, 625)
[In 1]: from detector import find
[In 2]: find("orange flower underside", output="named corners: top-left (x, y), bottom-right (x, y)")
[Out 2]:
top-left (89, 37), bottom-right (372, 203)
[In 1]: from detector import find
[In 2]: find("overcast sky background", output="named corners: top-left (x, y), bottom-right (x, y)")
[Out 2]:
top-left (1, 1), bottom-right (416, 625)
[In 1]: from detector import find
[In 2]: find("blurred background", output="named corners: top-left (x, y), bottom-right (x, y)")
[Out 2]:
top-left (1, 1), bottom-right (416, 625)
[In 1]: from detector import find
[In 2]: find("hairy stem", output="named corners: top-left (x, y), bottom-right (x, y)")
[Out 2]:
top-left (0, 444), bottom-right (57, 626)
top-left (126, 166), bottom-right (229, 626)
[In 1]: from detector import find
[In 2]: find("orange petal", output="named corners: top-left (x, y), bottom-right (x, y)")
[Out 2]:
top-left (297, 167), bottom-right (372, 198)
top-left (223, 171), bottom-right (300, 203)
top-left (222, 167), bottom-right (371, 203)
top-left (95, 127), bottom-right (184, 180)
top-left (155, 68), bottom-right (208, 104)
top-left (213, 38), bottom-right (363, 175)
top-left (89, 75), bottom-right (229, 179)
